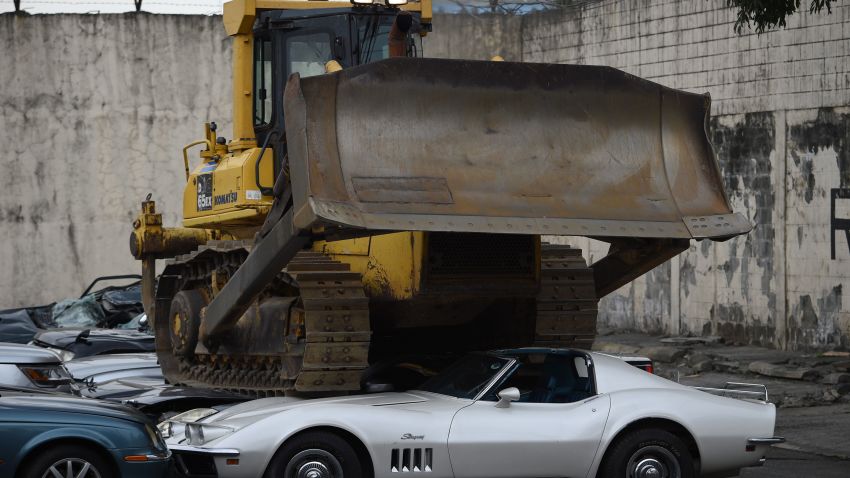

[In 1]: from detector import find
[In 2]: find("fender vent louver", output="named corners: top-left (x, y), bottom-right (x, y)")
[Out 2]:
top-left (391, 447), bottom-right (433, 473)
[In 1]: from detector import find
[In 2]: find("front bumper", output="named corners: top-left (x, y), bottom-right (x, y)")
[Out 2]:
top-left (112, 450), bottom-right (171, 478)
top-left (170, 445), bottom-right (240, 478)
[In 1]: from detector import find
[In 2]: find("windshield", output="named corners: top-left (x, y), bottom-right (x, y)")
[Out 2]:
top-left (286, 32), bottom-right (334, 79)
top-left (355, 14), bottom-right (395, 64)
top-left (417, 354), bottom-right (512, 399)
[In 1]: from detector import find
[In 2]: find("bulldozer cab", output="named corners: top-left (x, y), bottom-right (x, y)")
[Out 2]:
top-left (252, 6), bottom-right (424, 176)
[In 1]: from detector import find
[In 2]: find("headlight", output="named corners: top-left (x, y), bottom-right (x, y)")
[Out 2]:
top-left (169, 408), bottom-right (219, 423)
top-left (160, 408), bottom-right (220, 442)
top-left (185, 423), bottom-right (234, 446)
top-left (185, 423), bottom-right (203, 445)
top-left (386, 0), bottom-right (409, 5)
top-left (157, 421), bottom-right (173, 439)
top-left (18, 365), bottom-right (73, 387)
top-left (145, 424), bottom-right (166, 450)
top-left (46, 347), bottom-right (75, 362)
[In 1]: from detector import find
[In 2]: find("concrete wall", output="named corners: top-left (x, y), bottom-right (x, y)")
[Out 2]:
top-left (456, 0), bottom-right (850, 350)
top-left (2, 3), bottom-right (849, 349)
top-left (0, 13), bottom-right (232, 306)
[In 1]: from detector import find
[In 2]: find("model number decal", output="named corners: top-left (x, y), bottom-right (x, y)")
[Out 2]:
top-left (196, 174), bottom-right (213, 211)
top-left (214, 192), bottom-right (238, 206)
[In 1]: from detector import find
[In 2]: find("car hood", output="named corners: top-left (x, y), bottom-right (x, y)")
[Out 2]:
top-left (89, 379), bottom-right (250, 408)
top-left (34, 328), bottom-right (154, 349)
top-left (0, 395), bottom-right (149, 424)
top-left (0, 342), bottom-right (62, 365)
top-left (65, 353), bottom-right (158, 379)
top-left (206, 392), bottom-right (431, 425)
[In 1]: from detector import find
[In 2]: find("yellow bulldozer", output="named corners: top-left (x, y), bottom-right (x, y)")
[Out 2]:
top-left (130, 0), bottom-right (750, 395)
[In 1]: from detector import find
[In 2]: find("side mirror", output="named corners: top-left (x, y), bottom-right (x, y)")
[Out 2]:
top-left (495, 387), bottom-right (520, 408)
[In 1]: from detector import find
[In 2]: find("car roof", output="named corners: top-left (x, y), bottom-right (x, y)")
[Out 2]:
top-left (0, 343), bottom-right (62, 365)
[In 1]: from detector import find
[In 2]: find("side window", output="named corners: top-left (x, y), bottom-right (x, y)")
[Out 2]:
top-left (254, 37), bottom-right (273, 126)
top-left (286, 32), bottom-right (333, 79)
top-left (483, 354), bottom-right (593, 404)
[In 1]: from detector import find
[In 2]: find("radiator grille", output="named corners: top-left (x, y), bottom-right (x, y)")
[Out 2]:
top-left (391, 448), bottom-right (433, 473)
top-left (426, 233), bottom-right (535, 278)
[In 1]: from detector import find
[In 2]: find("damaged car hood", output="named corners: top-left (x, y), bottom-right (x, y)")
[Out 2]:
top-left (33, 328), bottom-right (154, 358)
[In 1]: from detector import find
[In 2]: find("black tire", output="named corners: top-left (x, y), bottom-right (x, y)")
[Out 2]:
top-left (264, 431), bottom-right (364, 478)
top-left (19, 443), bottom-right (113, 478)
top-left (168, 289), bottom-right (205, 357)
top-left (598, 428), bottom-right (695, 478)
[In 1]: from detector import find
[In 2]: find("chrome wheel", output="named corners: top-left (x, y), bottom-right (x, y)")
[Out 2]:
top-left (285, 449), bottom-right (344, 478)
top-left (41, 458), bottom-right (102, 478)
top-left (626, 445), bottom-right (681, 478)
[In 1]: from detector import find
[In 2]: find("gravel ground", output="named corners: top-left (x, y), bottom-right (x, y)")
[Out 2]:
top-left (736, 447), bottom-right (850, 477)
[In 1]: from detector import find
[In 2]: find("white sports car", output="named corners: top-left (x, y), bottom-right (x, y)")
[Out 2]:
top-left (163, 348), bottom-right (783, 478)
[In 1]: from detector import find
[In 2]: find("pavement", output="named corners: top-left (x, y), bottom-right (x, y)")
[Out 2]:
top-left (736, 447), bottom-right (850, 477)
top-left (592, 332), bottom-right (850, 474)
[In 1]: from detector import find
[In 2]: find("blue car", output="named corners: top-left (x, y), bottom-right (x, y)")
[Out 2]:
top-left (0, 389), bottom-right (170, 478)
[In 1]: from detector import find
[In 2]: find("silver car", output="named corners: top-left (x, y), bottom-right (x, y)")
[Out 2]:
top-left (65, 352), bottom-right (163, 387)
top-left (165, 348), bottom-right (782, 478)
top-left (0, 343), bottom-right (78, 395)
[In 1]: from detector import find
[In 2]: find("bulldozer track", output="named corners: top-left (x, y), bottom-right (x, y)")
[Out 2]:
top-left (535, 243), bottom-right (598, 350)
top-left (154, 241), bottom-right (596, 396)
top-left (155, 241), bottom-right (370, 396)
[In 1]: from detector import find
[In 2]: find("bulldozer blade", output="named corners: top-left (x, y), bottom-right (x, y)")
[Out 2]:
top-left (285, 57), bottom-right (750, 241)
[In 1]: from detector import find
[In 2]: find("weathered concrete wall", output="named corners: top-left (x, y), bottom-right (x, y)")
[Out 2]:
top-left (423, 12), bottom-right (522, 61)
top-left (431, 2), bottom-right (850, 349)
top-left (0, 13), bottom-right (232, 306)
top-left (512, 0), bottom-right (850, 349)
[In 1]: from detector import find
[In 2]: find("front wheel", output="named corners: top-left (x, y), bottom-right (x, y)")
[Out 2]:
top-left (20, 444), bottom-right (112, 478)
top-left (598, 428), bottom-right (695, 478)
top-left (264, 431), bottom-right (364, 478)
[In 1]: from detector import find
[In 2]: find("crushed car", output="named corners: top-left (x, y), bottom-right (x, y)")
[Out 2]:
top-left (32, 326), bottom-right (154, 360)
top-left (60, 352), bottom-right (251, 423)
top-left (66, 352), bottom-right (162, 386)
top-left (0, 275), bottom-right (148, 345)
top-left (165, 348), bottom-right (782, 478)
top-left (89, 379), bottom-right (253, 424)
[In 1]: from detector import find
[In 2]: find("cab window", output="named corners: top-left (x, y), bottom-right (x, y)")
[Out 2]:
top-left (253, 37), bottom-right (273, 126)
top-left (355, 15), bottom-right (393, 64)
top-left (286, 32), bottom-right (333, 79)
top-left (482, 353), bottom-right (594, 404)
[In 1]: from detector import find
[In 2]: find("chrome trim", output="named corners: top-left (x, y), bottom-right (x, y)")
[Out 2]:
top-left (143, 451), bottom-right (172, 462)
top-left (473, 358), bottom-right (518, 402)
top-left (695, 382), bottom-right (769, 402)
top-left (168, 444), bottom-right (241, 456)
top-left (747, 437), bottom-right (785, 445)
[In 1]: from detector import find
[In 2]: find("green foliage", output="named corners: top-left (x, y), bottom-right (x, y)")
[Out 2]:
top-left (726, 0), bottom-right (834, 33)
